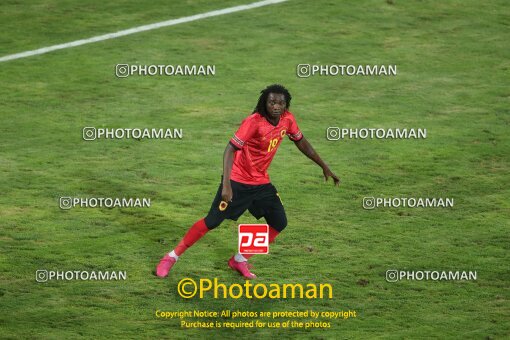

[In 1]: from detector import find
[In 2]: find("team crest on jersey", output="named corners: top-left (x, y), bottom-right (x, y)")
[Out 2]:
top-left (280, 129), bottom-right (286, 138)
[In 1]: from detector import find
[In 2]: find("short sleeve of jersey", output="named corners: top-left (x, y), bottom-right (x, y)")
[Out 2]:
top-left (230, 116), bottom-right (257, 149)
top-left (287, 113), bottom-right (303, 141)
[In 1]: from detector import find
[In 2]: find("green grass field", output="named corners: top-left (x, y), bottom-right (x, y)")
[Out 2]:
top-left (0, 0), bottom-right (508, 338)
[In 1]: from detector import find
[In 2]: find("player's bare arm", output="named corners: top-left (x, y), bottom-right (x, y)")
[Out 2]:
top-left (221, 143), bottom-right (237, 202)
top-left (294, 137), bottom-right (340, 186)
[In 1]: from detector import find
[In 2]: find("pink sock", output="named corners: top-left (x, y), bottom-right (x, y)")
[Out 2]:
top-left (174, 218), bottom-right (209, 256)
top-left (242, 226), bottom-right (280, 260)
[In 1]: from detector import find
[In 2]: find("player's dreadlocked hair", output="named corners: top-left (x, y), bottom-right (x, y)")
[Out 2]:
top-left (253, 84), bottom-right (292, 117)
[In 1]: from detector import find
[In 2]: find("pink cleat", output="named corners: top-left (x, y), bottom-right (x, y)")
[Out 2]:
top-left (228, 256), bottom-right (256, 279)
top-left (156, 254), bottom-right (176, 278)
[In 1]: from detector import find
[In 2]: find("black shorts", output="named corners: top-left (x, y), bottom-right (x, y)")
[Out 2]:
top-left (204, 177), bottom-right (287, 232)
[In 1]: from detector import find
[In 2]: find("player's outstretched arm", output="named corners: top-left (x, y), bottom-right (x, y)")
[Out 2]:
top-left (294, 137), bottom-right (340, 186)
top-left (221, 143), bottom-right (237, 202)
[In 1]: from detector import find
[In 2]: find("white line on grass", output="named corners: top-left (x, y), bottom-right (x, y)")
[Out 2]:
top-left (0, 0), bottom-right (288, 63)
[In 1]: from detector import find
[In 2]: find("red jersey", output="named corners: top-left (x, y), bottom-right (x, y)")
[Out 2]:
top-left (229, 111), bottom-right (303, 185)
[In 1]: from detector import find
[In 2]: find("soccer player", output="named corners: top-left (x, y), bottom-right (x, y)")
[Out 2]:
top-left (156, 84), bottom-right (339, 279)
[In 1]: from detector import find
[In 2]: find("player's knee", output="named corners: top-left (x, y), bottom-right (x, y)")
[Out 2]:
top-left (273, 220), bottom-right (287, 232)
top-left (204, 214), bottom-right (223, 230)
top-left (266, 214), bottom-right (287, 232)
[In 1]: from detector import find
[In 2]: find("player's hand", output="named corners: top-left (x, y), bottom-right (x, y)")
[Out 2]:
top-left (323, 167), bottom-right (340, 186)
top-left (221, 183), bottom-right (233, 202)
